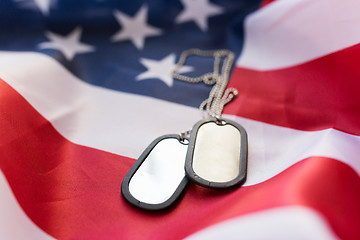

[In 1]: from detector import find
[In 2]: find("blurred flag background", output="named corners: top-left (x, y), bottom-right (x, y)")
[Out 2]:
top-left (0, 0), bottom-right (360, 239)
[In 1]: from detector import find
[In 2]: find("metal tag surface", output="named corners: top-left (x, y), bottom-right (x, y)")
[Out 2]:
top-left (185, 119), bottom-right (247, 189)
top-left (121, 135), bottom-right (188, 210)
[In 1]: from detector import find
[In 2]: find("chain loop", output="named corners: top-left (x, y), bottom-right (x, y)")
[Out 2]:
top-left (172, 49), bottom-right (236, 119)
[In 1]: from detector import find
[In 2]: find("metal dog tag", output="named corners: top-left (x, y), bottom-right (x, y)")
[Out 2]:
top-left (185, 119), bottom-right (247, 189)
top-left (121, 135), bottom-right (189, 210)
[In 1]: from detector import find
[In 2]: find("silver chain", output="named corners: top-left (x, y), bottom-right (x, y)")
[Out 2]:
top-left (172, 49), bottom-right (238, 119)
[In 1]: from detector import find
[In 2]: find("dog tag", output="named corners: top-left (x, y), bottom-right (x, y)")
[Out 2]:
top-left (185, 119), bottom-right (247, 189)
top-left (121, 135), bottom-right (188, 210)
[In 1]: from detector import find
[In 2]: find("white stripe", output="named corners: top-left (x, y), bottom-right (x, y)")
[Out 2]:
top-left (0, 51), bottom-right (200, 159)
top-left (237, 0), bottom-right (360, 70)
top-left (185, 206), bottom-right (339, 240)
top-left (1, 51), bottom-right (360, 187)
top-left (0, 171), bottom-right (55, 240)
top-left (225, 115), bottom-right (360, 186)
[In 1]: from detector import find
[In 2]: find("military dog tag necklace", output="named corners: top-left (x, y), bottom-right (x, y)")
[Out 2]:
top-left (173, 49), bottom-right (248, 189)
top-left (122, 49), bottom-right (248, 211)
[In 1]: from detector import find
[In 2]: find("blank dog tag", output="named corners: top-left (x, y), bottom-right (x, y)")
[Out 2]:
top-left (185, 119), bottom-right (247, 189)
top-left (121, 135), bottom-right (188, 210)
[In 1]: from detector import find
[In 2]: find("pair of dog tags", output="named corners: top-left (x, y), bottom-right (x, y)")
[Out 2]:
top-left (121, 118), bottom-right (248, 210)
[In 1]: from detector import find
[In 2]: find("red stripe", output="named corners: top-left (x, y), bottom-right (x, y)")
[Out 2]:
top-left (1, 79), bottom-right (360, 239)
top-left (225, 44), bottom-right (360, 135)
top-left (261, 0), bottom-right (276, 7)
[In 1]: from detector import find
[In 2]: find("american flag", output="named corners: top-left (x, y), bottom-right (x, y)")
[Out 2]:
top-left (1, 0), bottom-right (360, 239)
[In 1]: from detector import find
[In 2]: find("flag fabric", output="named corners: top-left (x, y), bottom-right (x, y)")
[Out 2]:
top-left (1, 0), bottom-right (360, 239)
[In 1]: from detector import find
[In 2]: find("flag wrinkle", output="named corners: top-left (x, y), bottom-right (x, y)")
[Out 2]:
top-left (1, 0), bottom-right (359, 239)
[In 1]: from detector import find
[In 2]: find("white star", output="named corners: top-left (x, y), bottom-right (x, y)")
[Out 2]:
top-left (34, 0), bottom-right (51, 15)
top-left (13, 0), bottom-right (53, 15)
top-left (136, 54), bottom-right (193, 87)
top-left (176, 0), bottom-right (224, 31)
top-left (111, 5), bottom-right (162, 50)
top-left (38, 27), bottom-right (95, 61)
